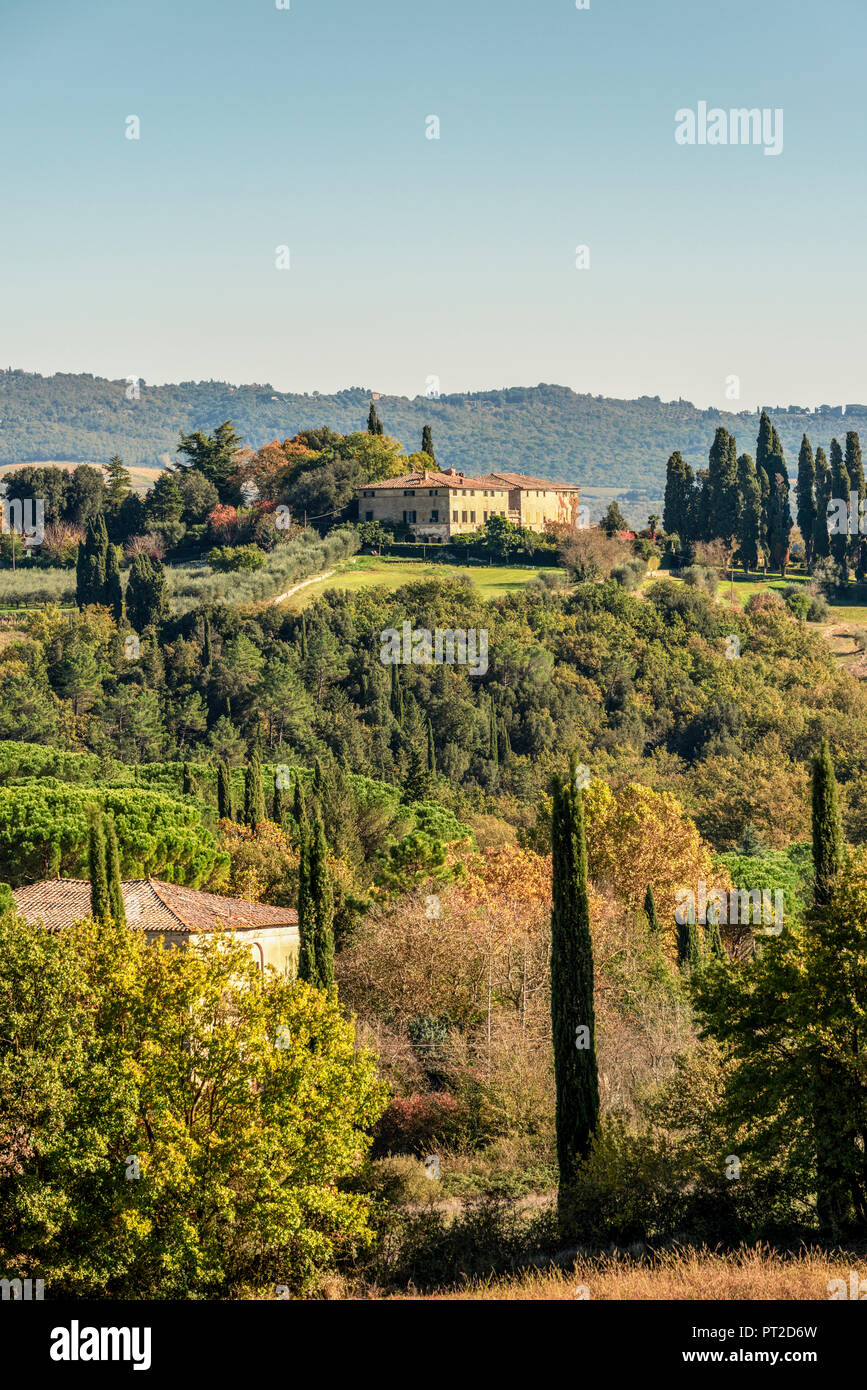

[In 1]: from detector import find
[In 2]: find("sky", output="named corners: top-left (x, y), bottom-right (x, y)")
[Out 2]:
top-left (1, 0), bottom-right (864, 410)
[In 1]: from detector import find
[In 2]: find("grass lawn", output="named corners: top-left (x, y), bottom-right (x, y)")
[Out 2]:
top-left (280, 556), bottom-right (564, 608)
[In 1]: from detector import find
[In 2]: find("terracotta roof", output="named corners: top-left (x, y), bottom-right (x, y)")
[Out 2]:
top-left (12, 878), bottom-right (298, 934)
top-left (486, 472), bottom-right (580, 491)
top-left (361, 471), bottom-right (510, 492)
top-left (361, 470), bottom-right (579, 493)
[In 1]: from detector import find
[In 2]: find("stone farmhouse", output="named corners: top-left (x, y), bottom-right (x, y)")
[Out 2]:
top-left (12, 877), bottom-right (299, 976)
top-left (357, 468), bottom-right (581, 543)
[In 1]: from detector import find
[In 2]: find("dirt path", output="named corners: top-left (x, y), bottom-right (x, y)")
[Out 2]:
top-left (267, 569), bottom-right (336, 606)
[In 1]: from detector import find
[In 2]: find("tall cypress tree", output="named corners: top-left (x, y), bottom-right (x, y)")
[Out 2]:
top-left (643, 883), bottom-right (660, 934)
top-left (244, 747), bottom-right (266, 830)
top-left (308, 810), bottom-right (335, 990)
top-left (662, 451), bottom-right (695, 542)
top-left (845, 432), bottom-right (865, 574)
top-left (829, 438), bottom-right (850, 581)
top-left (292, 772), bottom-right (305, 831)
top-left (796, 435), bottom-right (817, 570)
top-left (426, 717), bottom-right (437, 775)
top-left (105, 542), bottom-right (124, 623)
top-left (767, 473), bottom-right (793, 577)
top-left (676, 919), bottom-right (702, 971)
top-left (217, 759), bottom-right (233, 821)
top-left (272, 774), bottom-right (286, 826)
top-left (735, 453), bottom-right (762, 574)
top-left (202, 616), bottom-right (213, 668)
top-left (126, 554), bottom-right (166, 632)
top-left (76, 514), bottom-right (109, 609)
top-left (705, 918), bottom-right (726, 961)
top-left (421, 425), bottom-right (435, 461)
top-left (812, 738), bottom-right (843, 909)
top-left (813, 447), bottom-right (831, 560)
top-left (550, 754), bottom-right (599, 1226)
top-left (389, 661), bottom-right (404, 723)
top-left (706, 427), bottom-right (740, 542)
top-left (104, 816), bottom-right (126, 927)
top-left (88, 813), bottom-right (110, 921)
top-left (367, 401), bottom-right (384, 436)
top-left (295, 798), bottom-right (314, 983)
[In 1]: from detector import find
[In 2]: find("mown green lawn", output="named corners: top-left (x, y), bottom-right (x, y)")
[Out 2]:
top-left (281, 556), bottom-right (564, 607)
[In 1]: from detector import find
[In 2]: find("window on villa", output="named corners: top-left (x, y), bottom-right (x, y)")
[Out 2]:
top-left (470, 511), bottom-right (475, 523)
top-left (461, 510), bottom-right (467, 523)
top-left (404, 489), bottom-right (416, 496)
top-left (430, 510), bottom-right (439, 522)
top-left (452, 510), bottom-right (459, 522)
top-left (365, 510), bottom-right (373, 521)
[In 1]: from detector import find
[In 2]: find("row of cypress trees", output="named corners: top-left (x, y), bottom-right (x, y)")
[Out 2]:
top-left (215, 751), bottom-right (335, 992)
top-left (551, 738), bottom-right (850, 1233)
top-left (88, 812), bottom-right (125, 925)
top-left (663, 411), bottom-right (794, 573)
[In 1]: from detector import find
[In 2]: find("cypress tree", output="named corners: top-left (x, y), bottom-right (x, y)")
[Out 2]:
top-left (421, 425), bottom-right (435, 461)
top-left (846, 432), bottom-right (864, 573)
top-left (489, 700), bottom-right (499, 770)
top-left (643, 883), bottom-right (660, 933)
top-left (676, 919), bottom-right (702, 971)
top-left (244, 747), bottom-right (266, 830)
top-left (313, 755), bottom-right (325, 799)
top-left (845, 430), bottom-right (864, 502)
top-left (76, 514), bottom-right (109, 609)
top-left (812, 738), bottom-right (843, 909)
top-left (182, 762), bottom-right (193, 796)
top-left (796, 435), bottom-right (817, 570)
top-left (127, 553), bottom-right (166, 632)
top-left (88, 814), bottom-right (110, 921)
top-left (367, 401), bottom-right (384, 436)
top-left (813, 447), bottom-right (831, 560)
top-left (705, 918), bottom-right (726, 961)
top-left (292, 772), bottom-right (305, 829)
top-left (296, 821), bottom-right (314, 984)
top-left (829, 438), bottom-right (850, 581)
top-left (272, 774), bottom-right (286, 826)
top-left (202, 616), bottom-right (213, 668)
top-left (308, 810), bottom-right (335, 990)
top-left (735, 453), bottom-right (762, 574)
top-left (550, 754), bottom-right (599, 1226)
top-left (426, 717), bottom-right (437, 775)
top-left (767, 473), bottom-right (793, 577)
top-left (300, 612), bottom-right (308, 660)
top-left (707, 427), bottom-right (740, 542)
top-left (389, 660), bottom-right (404, 723)
top-left (217, 759), bottom-right (233, 821)
top-left (105, 542), bottom-right (124, 623)
top-left (104, 816), bottom-right (126, 926)
top-left (662, 451), bottom-right (695, 542)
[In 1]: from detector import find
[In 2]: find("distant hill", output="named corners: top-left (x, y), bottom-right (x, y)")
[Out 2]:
top-left (1, 370), bottom-right (864, 493)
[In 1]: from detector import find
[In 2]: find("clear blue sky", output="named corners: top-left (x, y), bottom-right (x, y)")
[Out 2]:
top-left (1, 0), bottom-right (864, 409)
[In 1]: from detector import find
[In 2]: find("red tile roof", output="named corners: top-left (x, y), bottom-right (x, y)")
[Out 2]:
top-left (486, 472), bottom-right (580, 491)
top-left (362, 470), bottom-right (510, 491)
top-left (12, 878), bottom-right (298, 934)
top-left (361, 470), bottom-right (580, 493)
